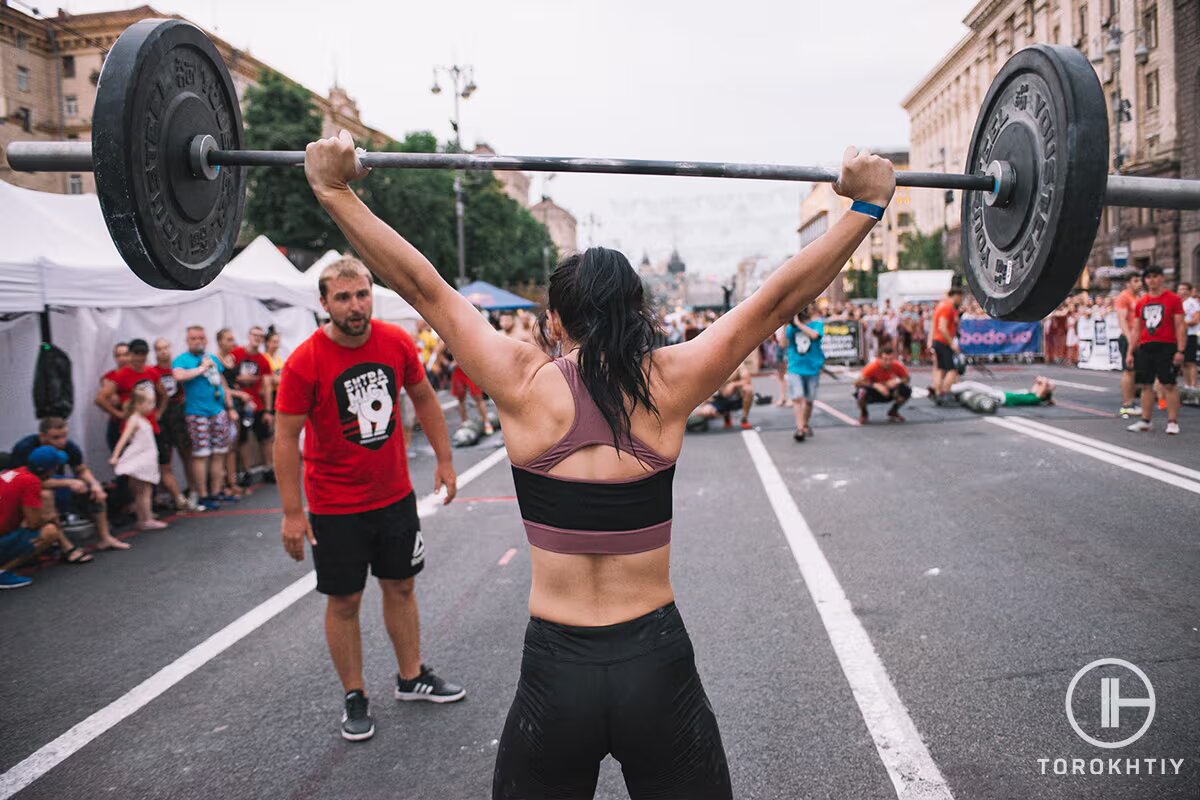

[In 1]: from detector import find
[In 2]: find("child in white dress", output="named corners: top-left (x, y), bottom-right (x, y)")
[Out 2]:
top-left (110, 389), bottom-right (168, 531)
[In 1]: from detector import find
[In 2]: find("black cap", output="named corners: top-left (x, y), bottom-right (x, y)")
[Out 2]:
top-left (128, 338), bottom-right (149, 354)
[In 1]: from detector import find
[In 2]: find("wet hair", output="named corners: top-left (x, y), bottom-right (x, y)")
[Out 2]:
top-left (543, 247), bottom-right (660, 447)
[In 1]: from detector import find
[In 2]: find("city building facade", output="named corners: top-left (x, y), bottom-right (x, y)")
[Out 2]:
top-left (903, 0), bottom-right (1196, 283)
top-left (1, 4), bottom-right (392, 196)
top-left (530, 197), bottom-right (578, 256)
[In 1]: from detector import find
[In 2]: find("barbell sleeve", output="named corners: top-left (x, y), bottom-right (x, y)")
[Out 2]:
top-left (5, 140), bottom-right (1199, 209)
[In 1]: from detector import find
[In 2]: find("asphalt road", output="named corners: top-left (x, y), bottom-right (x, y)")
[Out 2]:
top-left (2, 367), bottom-right (1197, 800)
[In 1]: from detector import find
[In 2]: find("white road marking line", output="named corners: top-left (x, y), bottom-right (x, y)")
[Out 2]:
top-left (0, 446), bottom-right (511, 799)
top-left (440, 399), bottom-right (458, 411)
top-left (984, 417), bottom-right (1200, 495)
top-left (498, 547), bottom-right (518, 566)
top-left (1042, 379), bottom-right (1109, 393)
top-left (740, 431), bottom-right (954, 800)
top-left (813, 399), bottom-right (861, 427)
top-left (1001, 417), bottom-right (1200, 482)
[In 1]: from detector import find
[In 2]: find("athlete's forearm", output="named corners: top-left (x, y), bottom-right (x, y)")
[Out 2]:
top-left (315, 188), bottom-right (442, 307)
top-left (412, 395), bottom-right (453, 465)
top-left (274, 435), bottom-right (305, 516)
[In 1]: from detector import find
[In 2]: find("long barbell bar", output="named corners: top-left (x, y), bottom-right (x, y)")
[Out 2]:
top-left (8, 140), bottom-right (1198, 210)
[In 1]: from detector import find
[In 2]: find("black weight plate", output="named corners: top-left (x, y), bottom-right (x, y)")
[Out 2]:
top-left (961, 45), bottom-right (1108, 321)
top-left (93, 19), bottom-right (244, 290)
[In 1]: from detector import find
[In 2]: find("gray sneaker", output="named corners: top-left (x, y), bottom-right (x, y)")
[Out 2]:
top-left (341, 690), bottom-right (375, 741)
top-left (394, 664), bottom-right (466, 703)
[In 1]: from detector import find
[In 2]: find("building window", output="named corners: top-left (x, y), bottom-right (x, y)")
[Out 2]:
top-left (1025, 0), bottom-right (1036, 35)
top-left (1108, 0), bottom-right (1118, 22)
top-left (64, 95), bottom-right (78, 117)
top-left (1142, 4), bottom-right (1157, 49)
top-left (1053, 24), bottom-right (1062, 42)
top-left (1145, 70), bottom-right (1159, 109)
top-left (67, 133), bottom-right (79, 140)
top-left (19, 107), bottom-right (32, 133)
top-left (16, 33), bottom-right (29, 50)
top-left (1077, 2), bottom-right (1088, 46)
top-left (17, 66), bottom-right (31, 93)
top-left (62, 55), bottom-right (76, 78)
top-left (898, 212), bottom-right (914, 228)
top-left (68, 175), bottom-right (83, 195)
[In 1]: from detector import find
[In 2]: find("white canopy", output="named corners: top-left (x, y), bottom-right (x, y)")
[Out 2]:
top-left (0, 181), bottom-right (323, 313)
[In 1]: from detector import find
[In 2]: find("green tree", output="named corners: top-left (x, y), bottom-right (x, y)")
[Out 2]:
top-left (358, 132), bottom-right (458, 283)
top-left (462, 170), bottom-right (555, 287)
top-left (242, 70), bottom-right (344, 250)
top-left (897, 229), bottom-right (945, 270)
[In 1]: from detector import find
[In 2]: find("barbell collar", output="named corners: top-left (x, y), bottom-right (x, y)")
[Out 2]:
top-left (5, 140), bottom-right (1198, 209)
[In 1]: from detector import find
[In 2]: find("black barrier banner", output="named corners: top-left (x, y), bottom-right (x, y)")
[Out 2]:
top-left (822, 320), bottom-right (861, 362)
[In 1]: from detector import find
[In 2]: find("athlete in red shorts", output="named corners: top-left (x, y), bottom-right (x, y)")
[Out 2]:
top-left (276, 257), bottom-right (464, 742)
top-left (450, 357), bottom-right (493, 434)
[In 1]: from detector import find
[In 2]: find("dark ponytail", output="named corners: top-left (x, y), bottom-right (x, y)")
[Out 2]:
top-left (547, 247), bottom-right (661, 449)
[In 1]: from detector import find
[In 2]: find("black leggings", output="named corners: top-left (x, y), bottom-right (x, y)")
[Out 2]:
top-left (493, 603), bottom-right (731, 800)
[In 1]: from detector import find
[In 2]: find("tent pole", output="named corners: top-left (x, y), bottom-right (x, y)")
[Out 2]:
top-left (39, 307), bottom-right (52, 344)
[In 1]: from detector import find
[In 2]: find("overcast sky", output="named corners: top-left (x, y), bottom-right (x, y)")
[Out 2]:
top-left (55, 0), bottom-right (978, 275)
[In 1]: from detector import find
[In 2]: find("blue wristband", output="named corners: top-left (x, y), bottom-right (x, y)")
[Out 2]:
top-left (851, 200), bottom-right (885, 220)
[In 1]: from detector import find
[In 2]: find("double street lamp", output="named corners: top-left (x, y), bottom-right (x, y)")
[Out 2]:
top-left (431, 65), bottom-right (477, 286)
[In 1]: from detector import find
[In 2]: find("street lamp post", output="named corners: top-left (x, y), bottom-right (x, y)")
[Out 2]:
top-left (1104, 20), bottom-right (1146, 265)
top-left (431, 64), bottom-right (477, 287)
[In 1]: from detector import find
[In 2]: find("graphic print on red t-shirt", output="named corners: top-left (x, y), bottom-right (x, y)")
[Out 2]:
top-left (334, 363), bottom-right (397, 450)
top-left (110, 365), bottom-right (161, 433)
top-left (275, 322), bottom-right (426, 515)
top-left (1135, 291), bottom-right (1183, 344)
top-left (231, 347), bottom-right (272, 407)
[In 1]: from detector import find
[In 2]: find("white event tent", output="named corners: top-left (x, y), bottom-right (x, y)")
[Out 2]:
top-left (0, 180), bottom-right (322, 476)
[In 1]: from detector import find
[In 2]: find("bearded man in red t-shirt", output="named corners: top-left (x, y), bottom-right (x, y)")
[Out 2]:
top-left (275, 256), bottom-right (463, 742)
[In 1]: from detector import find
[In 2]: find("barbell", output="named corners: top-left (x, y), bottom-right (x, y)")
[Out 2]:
top-left (5, 19), bottom-right (1200, 320)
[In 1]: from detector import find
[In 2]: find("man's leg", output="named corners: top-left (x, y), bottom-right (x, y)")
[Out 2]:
top-left (476, 394), bottom-right (494, 434)
top-left (793, 397), bottom-right (807, 432)
top-left (1165, 385), bottom-right (1181, 424)
top-left (380, 577), bottom-right (422, 680)
top-left (325, 592), bottom-right (366, 693)
top-left (1139, 382), bottom-right (1155, 422)
top-left (189, 456), bottom-right (208, 499)
top-left (210, 451), bottom-right (227, 497)
top-left (930, 367), bottom-right (944, 397)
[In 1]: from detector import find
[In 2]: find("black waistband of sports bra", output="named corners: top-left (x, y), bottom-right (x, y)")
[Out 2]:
top-left (512, 464), bottom-right (674, 532)
top-left (525, 603), bottom-right (686, 664)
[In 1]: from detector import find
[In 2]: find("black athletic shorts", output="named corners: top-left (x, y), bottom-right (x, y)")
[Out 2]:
top-left (160, 404), bottom-right (191, 458)
top-left (1117, 334), bottom-right (1132, 370)
top-left (1134, 341), bottom-right (1179, 386)
top-left (493, 602), bottom-right (731, 800)
top-left (154, 430), bottom-right (171, 466)
top-left (710, 390), bottom-right (742, 416)
top-left (237, 410), bottom-right (273, 444)
top-left (857, 383), bottom-right (913, 405)
top-left (933, 341), bottom-right (956, 371)
top-left (1185, 334), bottom-right (1198, 365)
top-left (309, 491), bottom-right (424, 596)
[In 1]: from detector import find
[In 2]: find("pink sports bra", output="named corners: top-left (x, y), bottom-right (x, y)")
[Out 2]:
top-left (510, 358), bottom-right (676, 555)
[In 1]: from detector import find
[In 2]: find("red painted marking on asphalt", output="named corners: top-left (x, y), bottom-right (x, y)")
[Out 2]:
top-left (498, 547), bottom-right (518, 566)
top-left (1052, 399), bottom-right (1114, 418)
top-left (176, 506), bottom-right (283, 518)
top-left (814, 400), bottom-right (861, 427)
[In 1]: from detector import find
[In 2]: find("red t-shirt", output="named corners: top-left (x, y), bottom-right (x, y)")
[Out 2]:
top-left (109, 365), bottom-right (161, 433)
top-left (1134, 291), bottom-right (1185, 345)
top-left (230, 346), bottom-right (272, 408)
top-left (932, 300), bottom-right (959, 345)
top-left (276, 322), bottom-right (425, 514)
top-left (861, 359), bottom-right (910, 385)
top-left (0, 467), bottom-right (43, 535)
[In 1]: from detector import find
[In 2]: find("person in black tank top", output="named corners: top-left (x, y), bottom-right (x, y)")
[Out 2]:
top-left (304, 135), bottom-right (897, 799)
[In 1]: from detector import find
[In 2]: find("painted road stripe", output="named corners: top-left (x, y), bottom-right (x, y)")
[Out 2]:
top-left (813, 399), bottom-right (861, 427)
top-left (0, 446), bottom-right (511, 799)
top-left (984, 417), bottom-right (1200, 495)
top-left (1044, 379), bottom-right (1109, 393)
top-left (990, 416), bottom-right (1200, 483)
top-left (498, 547), bottom-right (518, 566)
top-left (740, 430), bottom-right (953, 800)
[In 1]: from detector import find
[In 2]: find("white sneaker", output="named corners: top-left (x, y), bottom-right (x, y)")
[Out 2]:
top-left (1165, 421), bottom-right (1180, 435)
top-left (1126, 420), bottom-right (1152, 432)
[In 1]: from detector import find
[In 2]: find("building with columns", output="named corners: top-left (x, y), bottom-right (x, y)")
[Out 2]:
top-left (903, 0), bottom-right (1196, 283)
top-left (1, 4), bottom-right (392, 196)
top-left (472, 143), bottom-right (531, 207)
